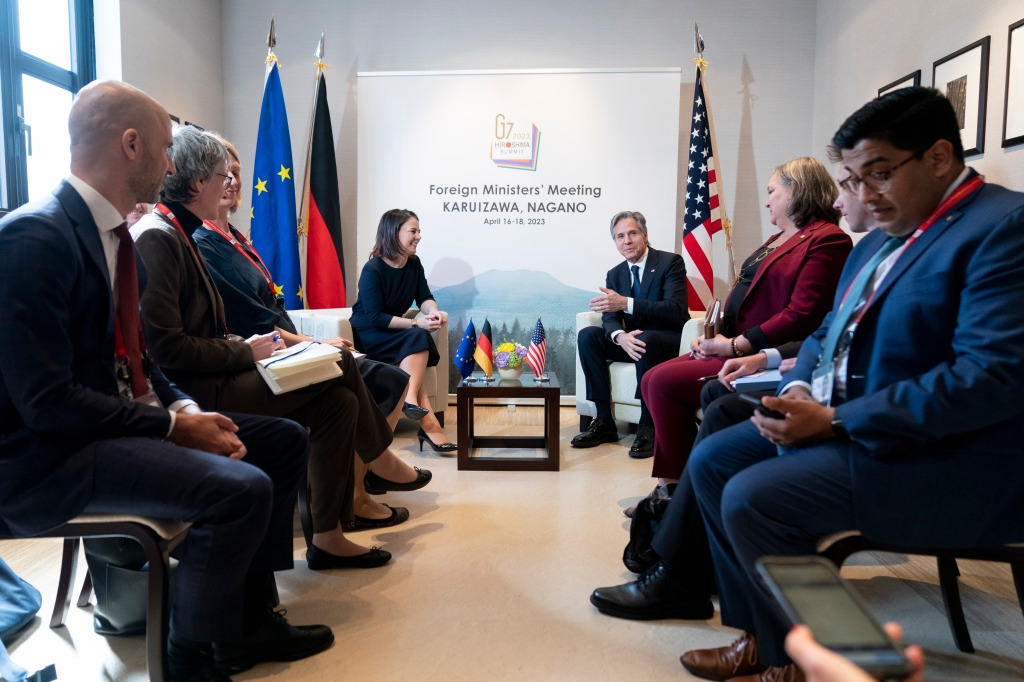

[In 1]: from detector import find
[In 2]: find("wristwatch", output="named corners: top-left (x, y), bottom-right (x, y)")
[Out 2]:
top-left (830, 414), bottom-right (849, 440)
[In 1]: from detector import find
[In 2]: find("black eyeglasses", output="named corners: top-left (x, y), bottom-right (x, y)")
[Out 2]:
top-left (838, 155), bottom-right (917, 194)
top-left (213, 172), bottom-right (234, 186)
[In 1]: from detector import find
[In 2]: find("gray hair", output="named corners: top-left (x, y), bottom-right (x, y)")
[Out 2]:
top-left (160, 125), bottom-right (227, 204)
top-left (609, 210), bottom-right (648, 237)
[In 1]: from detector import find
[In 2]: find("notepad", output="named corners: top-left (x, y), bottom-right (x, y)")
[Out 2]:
top-left (255, 342), bottom-right (343, 394)
top-left (732, 369), bottom-right (783, 393)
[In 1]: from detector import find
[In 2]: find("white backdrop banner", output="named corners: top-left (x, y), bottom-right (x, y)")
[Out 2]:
top-left (357, 68), bottom-right (681, 394)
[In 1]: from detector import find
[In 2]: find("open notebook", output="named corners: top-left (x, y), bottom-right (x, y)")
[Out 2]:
top-left (255, 342), bottom-right (343, 395)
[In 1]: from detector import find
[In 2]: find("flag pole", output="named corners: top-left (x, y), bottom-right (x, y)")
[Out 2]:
top-left (693, 24), bottom-right (737, 283)
top-left (297, 32), bottom-right (326, 301)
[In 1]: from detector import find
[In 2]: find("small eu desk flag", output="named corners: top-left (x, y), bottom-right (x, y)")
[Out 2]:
top-left (453, 319), bottom-right (477, 380)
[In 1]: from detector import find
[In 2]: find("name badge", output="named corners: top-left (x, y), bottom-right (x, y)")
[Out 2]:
top-left (811, 363), bottom-right (834, 407)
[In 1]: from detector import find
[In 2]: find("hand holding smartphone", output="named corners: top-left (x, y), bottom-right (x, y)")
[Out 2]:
top-left (739, 392), bottom-right (786, 419)
top-left (756, 557), bottom-right (914, 680)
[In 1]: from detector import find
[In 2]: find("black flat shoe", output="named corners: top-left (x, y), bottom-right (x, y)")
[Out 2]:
top-left (306, 545), bottom-right (392, 570)
top-left (364, 467), bottom-right (432, 494)
top-left (417, 427), bottom-right (457, 455)
top-left (402, 402), bottom-right (430, 420)
top-left (342, 504), bottom-right (410, 532)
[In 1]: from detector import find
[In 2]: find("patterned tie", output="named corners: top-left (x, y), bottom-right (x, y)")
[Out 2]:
top-left (630, 264), bottom-right (641, 299)
top-left (113, 222), bottom-right (150, 399)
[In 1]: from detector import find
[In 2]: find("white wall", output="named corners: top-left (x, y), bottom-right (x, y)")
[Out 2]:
top-left (812, 0), bottom-right (1024, 191)
top-left (218, 0), bottom-right (821, 298)
top-left (113, 0), bottom-right (225, 133)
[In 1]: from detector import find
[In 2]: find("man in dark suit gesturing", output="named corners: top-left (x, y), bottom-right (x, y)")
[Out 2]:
top-left (681, 87), bottom-right (1024, 681)
top-left (574, 211), bottom-right (687, 458)
top-left (0, 81), bottom-right (331, 681)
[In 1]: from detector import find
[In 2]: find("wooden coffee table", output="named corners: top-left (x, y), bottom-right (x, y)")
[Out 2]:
top-left (456, 371), bottom-right (561, 471)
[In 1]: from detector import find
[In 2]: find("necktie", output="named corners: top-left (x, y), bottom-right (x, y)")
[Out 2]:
top-left (818, 235), bottom-right (907, 366)
top-left (630, 264), bottom-right (641, 299)
top-left (113, 222), bottom-right (150, 399)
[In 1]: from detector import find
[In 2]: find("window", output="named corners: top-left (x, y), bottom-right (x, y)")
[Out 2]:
top-left (0, 0), bottom-right (94, 211)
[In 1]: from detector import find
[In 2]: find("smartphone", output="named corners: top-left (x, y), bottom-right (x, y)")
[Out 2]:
top-left (738, 392), bottom-right (785, 419)
top-left (756, 557), bottom-right (914, 679)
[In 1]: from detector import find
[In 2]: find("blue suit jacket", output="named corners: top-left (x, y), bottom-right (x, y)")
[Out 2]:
top-left (781, 172), bottom-right (1024, 547)
top-left (602, 247), bottom-right (688, 338)
top-left (0, 181), bottom-right (189, 536)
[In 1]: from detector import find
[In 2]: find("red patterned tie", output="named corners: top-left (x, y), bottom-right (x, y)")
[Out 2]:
top-left (113, 222), bottom-right (150, 399)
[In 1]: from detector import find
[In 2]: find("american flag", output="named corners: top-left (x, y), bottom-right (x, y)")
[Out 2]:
top-left (525, 318), bottom-right (546, 377)
top-left (681, 65), bottom-right (724, 311)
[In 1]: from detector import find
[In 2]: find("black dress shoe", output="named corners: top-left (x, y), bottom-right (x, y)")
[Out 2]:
top-left (342, 504), bottom-right (410, 532)
top-left (306, 544), bottom-right (392, 570)
top-left (570, 418), bottom-right (619, 448)
top-left (417, 427), bottom-right (457, 455)
top-left (628, 424), bottom-right (655, 459)
top-left (213, 609), bottom-right (334, 674)
top-left (590, 561), bottom-right (713, 620)
top-left (402, 402), bottom-right (430, 420)
top-left (363, 467), bottom-right (432, 494)
top-left (169, 638), bottom-right (232, 682)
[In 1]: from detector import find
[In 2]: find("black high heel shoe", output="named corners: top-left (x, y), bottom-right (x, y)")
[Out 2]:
top-left (402, 402), bottom-right (430, 420)
top-left (417, 427), bottom-right (457, 456)
top-left (363, 467), bottom-right (432, 494)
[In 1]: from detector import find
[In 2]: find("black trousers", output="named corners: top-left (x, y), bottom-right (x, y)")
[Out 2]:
top-left (576, 325), bottom-right (681, 425)
top-left (649, 381), bottom-right (767, 595)
top-left (82, 411), bottom-right (307, 642)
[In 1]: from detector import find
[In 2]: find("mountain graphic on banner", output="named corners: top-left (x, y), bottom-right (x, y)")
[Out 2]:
top-left (434, 269), bottom-right (592, 395)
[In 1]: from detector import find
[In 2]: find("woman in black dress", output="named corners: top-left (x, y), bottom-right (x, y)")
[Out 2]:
top-left (351, 209), bottom-right (456, 453)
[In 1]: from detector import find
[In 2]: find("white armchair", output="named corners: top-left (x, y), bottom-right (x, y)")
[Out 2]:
top-left (287, 308), bottom-right (450, 425)
top-left (574, 313), bottom-right (704, 429)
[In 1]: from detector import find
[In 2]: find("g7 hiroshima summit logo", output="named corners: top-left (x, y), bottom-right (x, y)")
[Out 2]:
top-left (490, 114), bottom-right (541, 171)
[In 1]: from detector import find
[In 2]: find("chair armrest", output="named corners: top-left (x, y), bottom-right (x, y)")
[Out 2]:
top-left (679, 317), bottom-right (704, 356)
top-left (287, 308), bottom-right (354, 343)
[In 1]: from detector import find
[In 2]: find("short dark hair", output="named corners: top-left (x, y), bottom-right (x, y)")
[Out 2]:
top-left (831, 87), bottom-right (965, 162)
top-left (370, 208), bottom-right (419, 261)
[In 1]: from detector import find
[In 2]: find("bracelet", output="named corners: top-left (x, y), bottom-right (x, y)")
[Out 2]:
top-left (730, 337), bottom-right (746, 357)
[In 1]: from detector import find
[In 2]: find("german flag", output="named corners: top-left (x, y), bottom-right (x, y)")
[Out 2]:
top-left (302, 70), bottom-right (346, 308)
top-left (473, 318), bottom-right (493, 377)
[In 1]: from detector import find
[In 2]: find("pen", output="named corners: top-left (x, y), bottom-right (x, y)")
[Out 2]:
top-left (273, 333), bottom-right (281, 342)
top-left (697, 374), bottom-right (718, 382)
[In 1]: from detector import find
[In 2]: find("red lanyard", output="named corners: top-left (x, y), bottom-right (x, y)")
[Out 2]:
top-left (153, 203), bottom-right (229, 335)
top-left (154, 203), bottom-right (208, 274)
top-left (202, 219), bottom-right (277, 295)
top-left (837, 174), bottom-right (985, 312)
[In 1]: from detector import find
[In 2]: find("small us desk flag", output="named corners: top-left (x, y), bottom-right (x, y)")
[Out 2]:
top-left (525, 318), bottom-right (547, 377)
top-left (681, 62), bottom-right (727, 312)
top-left (250, 49), bottom-right (302, 310)
top-left (453, 319), bottom-right (478, 380)
top-left (473, 318), bottom-right (493, 378)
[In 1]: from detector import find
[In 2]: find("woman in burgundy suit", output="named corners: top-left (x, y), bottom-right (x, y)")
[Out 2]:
top-left (643, 157), bottom-right (852, 482)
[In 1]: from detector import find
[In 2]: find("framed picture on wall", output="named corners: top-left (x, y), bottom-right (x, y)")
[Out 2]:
top-left (878, 70), bottom-right (921, 97)
top-left (1003, 18), bottom-right (1024, 148)
top-left (933, 36), bottom-right (990, 156)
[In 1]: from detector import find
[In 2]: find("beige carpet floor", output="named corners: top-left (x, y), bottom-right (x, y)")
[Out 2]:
top-left (2, 405), bottom-right (1022, 680)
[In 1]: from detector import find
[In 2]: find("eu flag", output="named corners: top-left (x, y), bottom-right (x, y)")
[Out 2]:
top-left (250, 59), bottom-right (302, 310)
top-left (453, 319), bottom-right (477, 380)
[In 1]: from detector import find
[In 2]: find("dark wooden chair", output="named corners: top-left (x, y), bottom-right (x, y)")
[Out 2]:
top-left (817, 531), bottom-right (1024, 653)
top-left (2, 515), bottom-right (190, 682)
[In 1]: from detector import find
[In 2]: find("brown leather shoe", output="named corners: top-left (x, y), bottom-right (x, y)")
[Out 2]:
top-left (727, 664), bottom-right (805, 681)
top-left (680, 632), bottom-right (766, 681)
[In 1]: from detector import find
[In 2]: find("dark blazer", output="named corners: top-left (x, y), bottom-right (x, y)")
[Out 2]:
top-left (131, 209), bottom-right (255, 407)
top-left (782, 173), bottom-right (1024, 548)
top-left (602, 247), bottom-right (688, 338)
top-left (0, 182), bottom-right (188, 536)
top-left (731, 220), bottom-right (851, 352)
